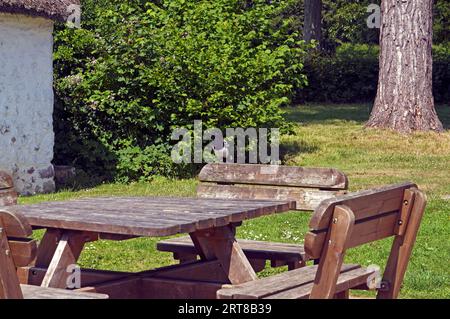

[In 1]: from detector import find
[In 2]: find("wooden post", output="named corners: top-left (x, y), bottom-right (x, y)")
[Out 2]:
top-left (310, 205), bottom-right (355, 299)
top-left (378, 190), bottom-right (427, 299)
top-left (191, 225), bottom-right (258, 285)
top-left (35, 228), bottom-right (62, 268)
top-left (0, 227), bottom-right (23, 299)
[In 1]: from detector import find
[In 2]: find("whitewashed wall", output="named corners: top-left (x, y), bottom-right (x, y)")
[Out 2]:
top-left (0, 13), bottom-right (55, 195)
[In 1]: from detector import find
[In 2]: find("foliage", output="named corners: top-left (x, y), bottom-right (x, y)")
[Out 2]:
top-left (53, 0), bottom-right (310, 181)
top-left (297, 43), bottom-right (450, 103)
top-left (434, 0), bottom-right (450, 45)
top-left (321, 0), bottom-right (380, 51)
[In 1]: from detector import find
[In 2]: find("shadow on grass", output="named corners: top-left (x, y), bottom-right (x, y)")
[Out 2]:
top-left (280, 139), bottom-right (319, 162)
top-left (436, 105), bottom-right (450, 129)
top-left (285, 103), bottom-right (450, 129)
top-left (285, 104), bottom-right (372, 124)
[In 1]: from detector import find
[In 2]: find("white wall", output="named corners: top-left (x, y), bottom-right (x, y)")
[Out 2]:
top-left (0, 13), bottom-right (55, 195)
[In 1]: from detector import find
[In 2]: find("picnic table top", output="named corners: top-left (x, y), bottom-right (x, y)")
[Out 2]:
top-left (16, 197), bottom-right (296, 237)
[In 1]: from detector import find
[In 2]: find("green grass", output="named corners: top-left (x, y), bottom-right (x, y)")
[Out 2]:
top-left (20, 104), bottom-right (450, 298)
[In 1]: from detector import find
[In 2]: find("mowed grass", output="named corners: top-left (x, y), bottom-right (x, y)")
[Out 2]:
top-left (20, 104), bottom-right (450, 299)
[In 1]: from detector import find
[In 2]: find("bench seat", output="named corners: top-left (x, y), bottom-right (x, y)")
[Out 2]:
top-left (21, 285), bottom-right (108, 299)
top-left (217, 264), bottom-right (374, 299)
top-left (157, 236), bottom-right (307, 271)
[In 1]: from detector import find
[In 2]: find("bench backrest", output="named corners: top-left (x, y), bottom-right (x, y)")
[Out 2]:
top-left (0, 171), bottom-right (18, 206)
top-left (0, 208), bottom-right (37, 299)
top-left (304, 182), bottom-right (426, 299)
top-left (197, 164), bottom-right (348, 211)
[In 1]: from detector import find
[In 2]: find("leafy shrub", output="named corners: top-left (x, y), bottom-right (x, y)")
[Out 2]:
top-left (298, 43), bottom-right (450, 104)
top-left (53, 0), bottom-right (311, 181)
top-left (433, 44), bottom-right (450, 104)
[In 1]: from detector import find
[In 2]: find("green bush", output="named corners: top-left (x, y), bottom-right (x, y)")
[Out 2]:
top-left (53, 0), bottom-right (310, 181)
top-left (298, 43), bottom-right (450, 104)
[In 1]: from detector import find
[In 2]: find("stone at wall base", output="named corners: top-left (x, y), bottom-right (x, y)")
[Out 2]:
top-left (54, 165), bottom-right (76, 187)
top-left (0, 170), bottom-right (18, 206)
top-left (11, 164), bottom-right (56, 196)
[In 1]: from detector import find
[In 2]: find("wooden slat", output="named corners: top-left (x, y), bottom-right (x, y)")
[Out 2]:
top-left (152, 260), bottom-right (230, 283)
top-left (305, 211), bottom-right (399, 259)
top-left (395, 189), bottom-right (415, 236)
top-left (265, 267), bottom-right (374, 299)
top-left (199, 164), bottom-right (348, 189)
top-left (0, 207), bottom-right (33, 237)
top-left (17, 197), bottom-right (294, 237)
top-left (21, 285), bottom-right (108, 299)
top-left (9, 238), bottom-right (37, 267)
top-left (0, 227), bottom-right (24, 299)
top-left (309, 205), bottom-right (355, 298)
top-left (309, 182), bottom-right (416, 230)
top-left (139, 277), bottom-right (223, 299)
top-left (157, 236), bottom-right (306, 262)
top-left (18, 266), bottom-right (133, 287)
top-left (217, 264), bottom-right (361, 299)
top-left (197, 183), bottom-right (343, 211)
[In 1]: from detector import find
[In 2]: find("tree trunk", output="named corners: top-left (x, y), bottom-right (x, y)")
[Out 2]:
top-left (304, 0), bottom-right (322, 47)
top-left (366, 0), bottom-right (444, 133)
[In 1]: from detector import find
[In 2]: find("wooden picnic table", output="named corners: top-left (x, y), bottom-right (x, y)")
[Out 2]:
top-left (15, 196), bottom-right (295, 299)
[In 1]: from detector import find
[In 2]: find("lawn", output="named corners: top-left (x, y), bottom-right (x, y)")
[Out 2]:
top-left (20, 104), bottom-right (450, 299)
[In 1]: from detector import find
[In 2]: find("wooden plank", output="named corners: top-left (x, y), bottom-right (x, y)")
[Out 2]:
top-left (378, 190), bottom-right (427, 299)
top-left (158, 236), bottom-right (306, 261)
top-left (197, 183), bottom-right (342, 211)
top-left (0, 207), bottom-right (33, 237)
top-left (41, 231), bottom-right (93, 288)
top-left (309, 205), bottom-right (355, 298)
top-left (35, 228), bottom-right (62, 268)
top-left (18, 197), bottom-right (293, 237)
top-left (217, 264), bottom-right (360, 299)
top-left (85, 277), bottom-right (142, 299)
top-left (140, 277), bottom-right (223, 299)
top-left (305, 211), bottom-right (398, 259)
top-left (264, 267), bottom-right (374, 299)
top-left (309, 182), bottom-right (416, 230)
top-left (151, 260), bottom-right (230, 283)
top-left (0, 227), bottom-right (24, 299)
top-left (20, 285), bottom-right (108, 299)
top-left (199, 164), bottom-right (348, 189)
top-left (191, 226), bottom-right (258, 285)
top-left (8, 238), bottom-right (37, 267)
top-left (395, 189), bottom-right (415, 236)
top-left (18, 266), bottom-right (133, 287)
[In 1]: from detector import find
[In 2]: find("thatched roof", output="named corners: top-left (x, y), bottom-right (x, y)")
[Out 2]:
top-left (0, 0), bottom-right (80, 22)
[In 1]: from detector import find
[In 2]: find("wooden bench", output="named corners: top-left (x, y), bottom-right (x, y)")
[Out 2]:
top-left (0, 207), bottom-right (108, 299)
top-left (0, 171), bottom-right (18, 207)
top-left (157, 164), bottom-right (348, 271)
top-left (216, 182), bottom-right (426, 299)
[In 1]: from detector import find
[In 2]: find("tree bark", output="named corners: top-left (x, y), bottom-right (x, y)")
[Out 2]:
top-left (366, 0), bottom-right (444, 133)
top-left (304, 0), bottom-right (322, 47)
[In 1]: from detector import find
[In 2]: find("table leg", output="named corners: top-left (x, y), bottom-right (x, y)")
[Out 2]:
top-left (35, 228), bottom-right (62, 268)
top-left (41, 230), bottom-right (97, 288)
top-left (190, 225), bottom-right (257, 285)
